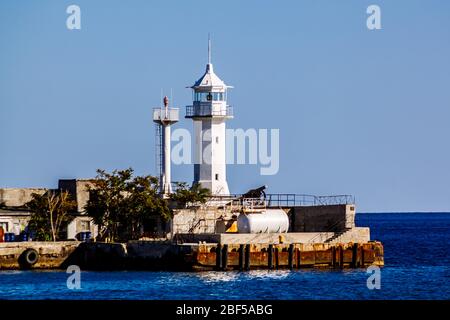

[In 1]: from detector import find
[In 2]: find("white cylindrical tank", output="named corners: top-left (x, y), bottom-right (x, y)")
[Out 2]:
top-left (237, 209), bottom-right (289, 233)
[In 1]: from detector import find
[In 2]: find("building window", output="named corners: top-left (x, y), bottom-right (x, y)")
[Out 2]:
top-left (0, 222), bottom-right (8, 233)
top-left (79, 220), bottom-right (91, 231)
top-left (13, 223), bottom-right (20, 235)
top-left (215, 174), bottom-right (219, 180)
top-left (216, 136), bottom-right (219, 143)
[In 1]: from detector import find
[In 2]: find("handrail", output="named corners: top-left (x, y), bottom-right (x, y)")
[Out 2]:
top-left (307, 216), bottom-right (350, 244)
top-left (171, 193), bottom-right (355, 210)
top-left (185, 105), bottom-right (233, 117)
top-left (189, 218), bottom-right (206, 233)
top-left (205, 194), bottom-right (354, 207)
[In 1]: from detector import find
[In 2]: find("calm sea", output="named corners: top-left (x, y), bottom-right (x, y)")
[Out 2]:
top-left (0, 213), bottom-right (449, 300)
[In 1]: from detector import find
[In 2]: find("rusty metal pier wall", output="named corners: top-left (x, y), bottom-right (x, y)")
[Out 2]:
top-left (190, 241), bottom-right (384, 271)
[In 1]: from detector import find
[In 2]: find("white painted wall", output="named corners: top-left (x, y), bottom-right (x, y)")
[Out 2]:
top-left (67, 217), bottom-right (98, 240)
top-left (192, 101), bottom-right (230, 195)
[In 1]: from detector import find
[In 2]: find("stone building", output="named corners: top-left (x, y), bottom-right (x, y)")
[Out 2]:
top-left (0, 181), bottom-right (97, 241)
top-left (0, 188), bottom-right (46, 237)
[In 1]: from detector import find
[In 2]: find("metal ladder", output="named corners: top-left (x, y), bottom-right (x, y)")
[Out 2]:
top-left (155, 123), bottom-right (163, 179)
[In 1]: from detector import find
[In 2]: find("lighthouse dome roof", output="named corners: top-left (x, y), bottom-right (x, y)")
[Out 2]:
top-left (191, 63), bottom-right (231, 90)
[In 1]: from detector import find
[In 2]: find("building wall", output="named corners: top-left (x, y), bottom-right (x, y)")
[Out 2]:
top-left (0, 188), bottom-right (47, 207)
top-left (210, 119), bottom-right (228, 195)
top-left (171, 207), bottom-right (236, 236)
top-left (67, 216), bottom-right (98, 240)
top-left (192, 118), bottom-right (230, 195)
top-left (172, 204), bottom-right (357, 237)
top-left (0, 213), bottom-right (30, 235)
top-left (58, 179), bottom-right (92, 213)
top-left (288, 204), bottom-right (356, 232)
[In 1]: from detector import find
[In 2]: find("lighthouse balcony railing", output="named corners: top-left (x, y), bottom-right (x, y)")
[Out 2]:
top-left (185, 104), bottom-right (233, 118)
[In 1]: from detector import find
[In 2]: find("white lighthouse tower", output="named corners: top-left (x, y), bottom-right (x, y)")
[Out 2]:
top-left (153, 96), bottom-right (179, 196)
top-left (186, 38), bottom-right (233, 195)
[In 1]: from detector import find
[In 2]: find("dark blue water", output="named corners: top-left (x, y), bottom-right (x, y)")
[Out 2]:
top-left (0, 213), bottom-right (449, 300)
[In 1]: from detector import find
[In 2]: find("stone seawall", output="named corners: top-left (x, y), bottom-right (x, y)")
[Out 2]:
top-left (0, 235), bottom-right (383, 271)
top-left (66, 241), bottom-right (193, 270)
top-left (66, 240), bottom-right (383, 271)
top-left (0, 241), bottom-right (80, 269)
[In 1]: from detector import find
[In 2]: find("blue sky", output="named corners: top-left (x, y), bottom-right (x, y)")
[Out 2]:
top-left (1, 0), bottom-right (450, 212)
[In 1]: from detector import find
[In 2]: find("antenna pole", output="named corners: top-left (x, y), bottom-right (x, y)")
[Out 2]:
top-left (208, 33), bottom-right (211, 64)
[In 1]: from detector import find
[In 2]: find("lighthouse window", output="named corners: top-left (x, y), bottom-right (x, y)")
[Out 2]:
top-left (215, 174), bottom-right (219, 180)
top-left (212, 92), bottom-right (224, 101)
top-left (194, 92), bottom-right (209, 102)
top-left (216, 136), bottom-right (219, 143)
top-left (214, 93), bottom-right (222, 101)
top-left (194, 92), bottom-right (225, 102)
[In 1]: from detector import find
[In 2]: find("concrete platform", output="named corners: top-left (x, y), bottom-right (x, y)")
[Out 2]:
top-left (174, 227), bottom-right (370, 245)
top-left (0, 228), bottom-right (375, 270)
top-left (0, 241), bottom-right (80, 269)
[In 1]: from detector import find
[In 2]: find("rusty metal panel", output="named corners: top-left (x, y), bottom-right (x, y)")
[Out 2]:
top-left (315, 250), bottom-right (332, 265)
top-left (300, 251), bottom-right (316, 266)
top-left (227, 252), bottom-right (239, 267)
top-left (188, 241), bottom-right (385, 270)
top-left (343, 249), bottom-right (353, 264)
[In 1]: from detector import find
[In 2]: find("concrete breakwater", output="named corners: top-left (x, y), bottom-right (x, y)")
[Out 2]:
top-left (0, 238), bottom-right (384, 270)
top-left (0, 241), bottom-right (80, 269)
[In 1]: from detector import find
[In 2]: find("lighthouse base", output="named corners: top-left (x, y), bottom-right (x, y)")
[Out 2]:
top-left (195, 180), bottom-right (230, 196)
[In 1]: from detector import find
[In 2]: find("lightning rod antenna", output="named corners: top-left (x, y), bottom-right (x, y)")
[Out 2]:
top-left (208, 33), bottom-right (211, 64)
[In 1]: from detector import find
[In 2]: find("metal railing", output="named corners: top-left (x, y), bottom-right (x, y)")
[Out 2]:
top-left (265, 194), bottom-right (355, 207)
top-left (185, 104), bottom-right (233, 118)
top-left (153, 108), bottom-right (179, 122)
top-left (201, 193), bottom-right (355, 210)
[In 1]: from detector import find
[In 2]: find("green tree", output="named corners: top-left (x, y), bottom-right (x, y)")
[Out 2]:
top-left (85, 168), bottom-right (171, 242)
top-left (121, 175), bottom-right (171, 240)
top-left (26, 191), bottom-right (77, 241)
top-left (84, 169), bottom-right (131, 242)
top-left (170, 182), bottom-right (211, 207)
